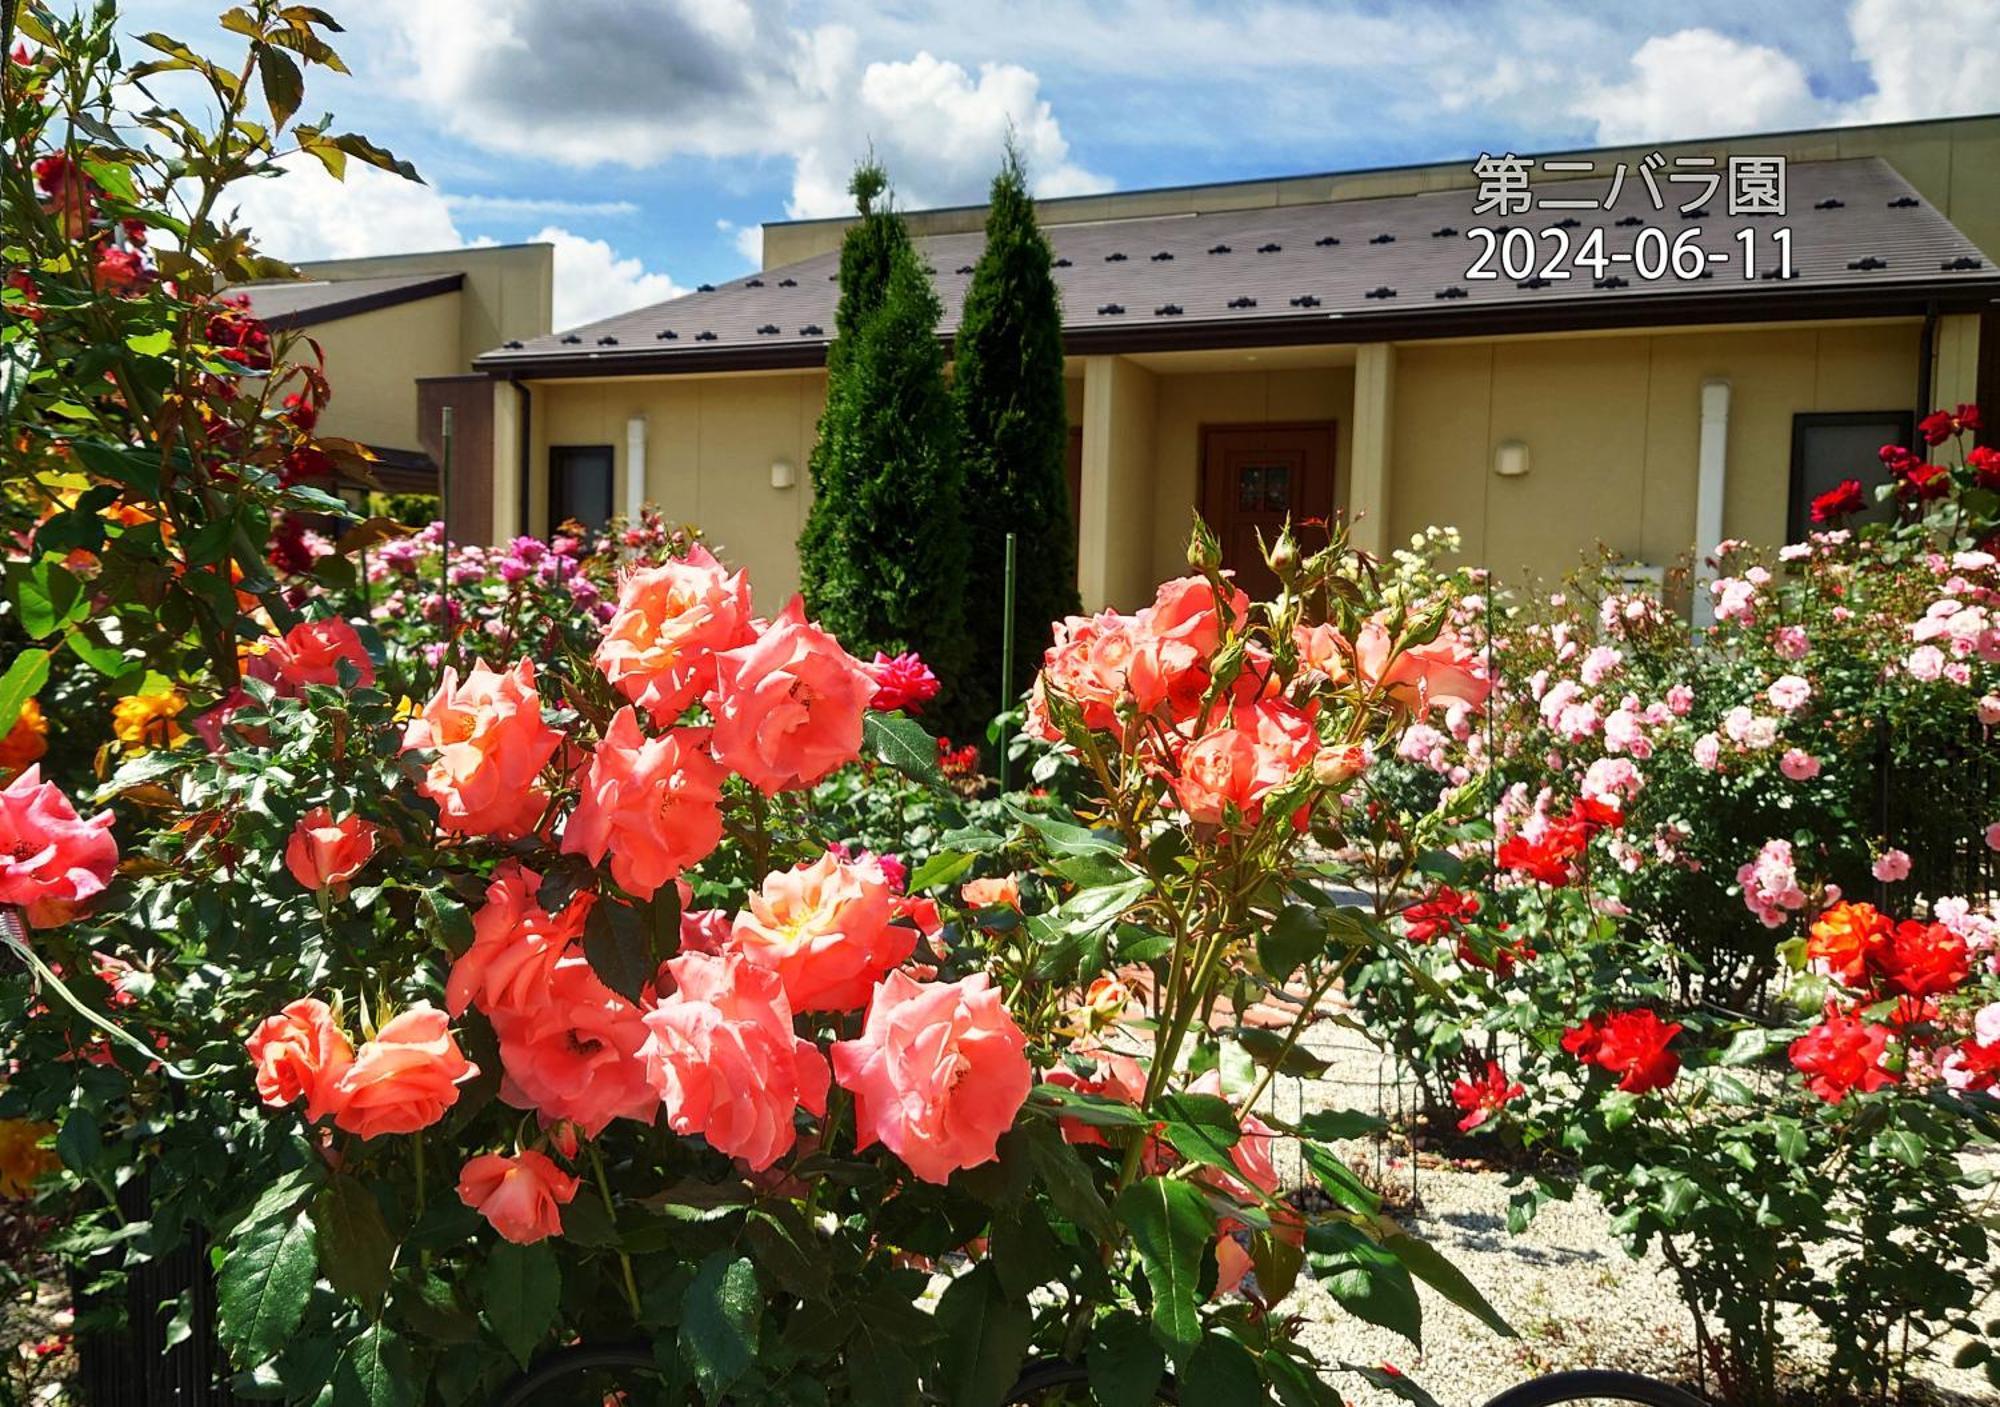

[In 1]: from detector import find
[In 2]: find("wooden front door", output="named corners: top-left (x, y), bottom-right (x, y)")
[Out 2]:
top-left (1199, 423), bottom-right (1336, 597)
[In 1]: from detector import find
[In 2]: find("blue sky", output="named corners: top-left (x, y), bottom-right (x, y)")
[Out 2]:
top-left (118, 0), bottom-right (2000, 330)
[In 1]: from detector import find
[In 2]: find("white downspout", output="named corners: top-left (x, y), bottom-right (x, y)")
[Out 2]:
top-left (624, 414), bottom-right (648, 523)
top-left (1692, 379), bottom-right (1730, 627)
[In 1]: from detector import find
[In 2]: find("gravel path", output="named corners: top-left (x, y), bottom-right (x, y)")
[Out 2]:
top-left (1260, 1017), bottom-right (2000, 1407)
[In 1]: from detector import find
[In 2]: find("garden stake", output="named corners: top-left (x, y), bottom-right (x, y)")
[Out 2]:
top-left (999, 530), bottom-right (1017, 791)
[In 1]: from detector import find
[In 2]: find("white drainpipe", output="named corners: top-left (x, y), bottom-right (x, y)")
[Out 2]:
top-left (624, 414), bottom-right (648, 522)
top-left (1692, 379), bottom-right (1730, 627)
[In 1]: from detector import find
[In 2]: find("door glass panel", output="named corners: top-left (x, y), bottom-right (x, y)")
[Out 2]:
top-left (1261, 465), bottom-right (1292, 510)
top-left (1237, 466), bottom-right (1263, 510)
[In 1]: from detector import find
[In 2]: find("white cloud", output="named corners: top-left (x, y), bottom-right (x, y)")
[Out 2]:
top-left (1571, 29), bottom-right (1823, 145)
top-left (1842, 0), bottom-right (2000, 124)
top-left (225, 156), bottom-right (683, 330)
top-left (443, 194), bottom-right (640, 219)
top-left (717, 219), bottom-right (765, 268)
top-left (361, 0), bottom-right (1109, 219)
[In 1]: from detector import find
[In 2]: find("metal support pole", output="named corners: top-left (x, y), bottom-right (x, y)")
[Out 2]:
top-left (439, 404), bottom-right (454, 660)
top-left (998, 531), bottom-right (1017, 792)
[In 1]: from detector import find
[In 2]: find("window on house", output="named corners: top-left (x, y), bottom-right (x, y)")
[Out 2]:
top-left (1787, 411), bottom-right (1913, 541)
top-left (549, 445), bottom-right (614, 533)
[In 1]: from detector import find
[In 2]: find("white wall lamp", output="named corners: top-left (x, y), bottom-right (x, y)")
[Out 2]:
top-left (1493, 439), bottom-right (1530, 478)
top-left (770, 458), bottom-right (797, 490)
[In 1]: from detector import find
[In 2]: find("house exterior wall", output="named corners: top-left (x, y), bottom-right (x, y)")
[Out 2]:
top-left (527, 371), bottom-right (826, 602)
top-left (287, 290), bottom-right (465, 451)
top-left (298, 243), bottom-right (554, 370)
top-left (1389, 319), bottom-right (1925, 583)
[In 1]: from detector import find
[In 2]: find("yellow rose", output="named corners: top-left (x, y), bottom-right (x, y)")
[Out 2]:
top-left (112, 691), bottom-right (187, 753)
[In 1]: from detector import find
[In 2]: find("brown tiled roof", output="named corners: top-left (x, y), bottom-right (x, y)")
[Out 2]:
top-left (476, 157), bottom-right (1997, 377)
top-left (235, 271), bottom-right (464, 330)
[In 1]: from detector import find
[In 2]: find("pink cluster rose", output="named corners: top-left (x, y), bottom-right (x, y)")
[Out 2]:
top-left (330, 1004), bottom-right (479, 1140)
top-left (0, 766), bottom-right (118, 928)
top-left (457, 1150), bottom-right (579, 1244)
top-left (1169, 699), bottom-right (1319, 828)
top-left (640, 951), bottom-right (830, 1170)
top-left (831, 972), bottom-right (1031, 1185)
top-left (706, 598), bottom-right (874, 792)
top-left (401, 659), bottom-right (562, 838)
top-left (446, 861), bottom-right (594, 1017)
top-left (865, 652), bottom-right (941, 714)
top-left (488, 954), bottom-right (657, 1136)
top-left (271, 616), bottom-right (375, 690)
top-left (593, 546), bottom-right (754, 723)
top-left (1738, 838), bottom-right (1811, 928)
top-left (731, 849), bottom-right (914, 1012)
top-left (283, 809), bottom-right (379, 893)
top-left (561, 707), bottom-right (727, 900)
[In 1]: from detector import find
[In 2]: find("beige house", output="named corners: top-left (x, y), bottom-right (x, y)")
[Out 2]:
top-left (237, 243), bottom-right (553, 537)
top-left (465, 116), bottom-right (1999, 613)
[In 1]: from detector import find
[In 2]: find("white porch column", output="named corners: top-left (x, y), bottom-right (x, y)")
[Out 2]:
top-left (1349, 342), bottom-right (1395, 556)
top-left (1078, 355), bottom-right (1157, 612)
top-left (490, 379), bottom-right (522, 542)
top-left (624, 414), bottom-right (648, 521)
top-left (1692, 379), bottom-right (1732, 627)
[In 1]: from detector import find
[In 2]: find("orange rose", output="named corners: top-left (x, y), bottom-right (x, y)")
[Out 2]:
top-left (245, 997), bottom-right (354, 1123)
top-left (560, 708), bottom-right (727, 901)
top-left (594, 545), bottom-right (754, 723)
top-left (456, 1149), bottom-right (579, 1244)
top-left (272, 616), bottom-right (375, 690)
top-left (446, 860), bottom-right (592, 1018)
top-left (401, 658), bottom-right (562, 838)
top-left (331, 1004), bottom-right (478, 1140)
top-left (1807, 902), bottom-right (1894, 988)
top-left (1354, 618), bottom-right (1490, 714)
top-left (960, 875), bottom-right (1021, 911)
top-left (1168, 698), bottom-right (1319, 828)
top-left (706, 598), bottom-right (875, 793)
top-left (731, 850), bottom-right (914, 1013)
top-left (0, 699), bottom-right (48, 778)
top-left (283, 808), bottom-right (380, 893)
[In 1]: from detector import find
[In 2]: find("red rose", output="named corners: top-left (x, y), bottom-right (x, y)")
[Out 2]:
top-left (1564, 1009), bottom-right (1681, 1094)
top-left (1918, 404), bottom-right (1980, 445)
top-left (1810, 478), bottom-right (1868, 524)
top-left (1450, 1060), bottom-right (1522, 1132)
top-left (1968, 446), bottom-right (2000, 491)
top-left (1498, 817), bottom-right (1588, 887)
top-left (1789, 1008), bottom-right (1897, 1103)
top-left (1402, 885), bottom-right (1479, 944)
top-left (1873, 920), bottom-right (1968, 999)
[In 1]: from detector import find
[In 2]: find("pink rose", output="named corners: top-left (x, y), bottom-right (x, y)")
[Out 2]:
top-left (283, 808), bottom-right (379, 893)
top-left (1355, 619), bottom-right (1491, 714)
top-left (1293, 622), bottom-right (1351, 683)
top-left (593, 545), bottom-right (754, 723)
top-left (245, 997), bottom-right (353, 1122)
top-left (331, 1003), bottom-right (478, 1140)
top-left (1767, 675), bottom-right (1812, 713)
top-left (401, 659), bottom-right (562, 838)
top-left (1128, 575), bottom-right (1248, 718)
top-left (1872, 849), bottom-right (1912, 884)
top-left (457, 1150), bottom-right (579, 1244)
top-left (639, 951), bottom-right (830, 1170)
top-left (1780, 749), bottom-right (1821, 781)
top-left (730, 850), bottom-right (914, 1013)
top-left (706, 598), bottom-right (875, 792)
top-left (488, 954), bottom-right (656, 1136)
top-left (272, 616), bottom-right (374, 689)
top-left (561, 708), bottom-right (727, 900)
top-left (1169, 699), bottom-right (1318, 828)
top-left (1028, 611), bottom-right (1143, 740)
top-left (831, 972), bottom-right (1031, 1185)
top-left (447, 860), bottom-right (593, 1017)
top-left (0, 766), bottom-right (118, 927)
top-left (1987, 823), bottom-right (2000, 854)
top-left (865, 652), bottom-right (941, 714)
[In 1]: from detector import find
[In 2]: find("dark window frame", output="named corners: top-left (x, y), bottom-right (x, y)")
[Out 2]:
top-left (548, 443), bottom-right (615, 535)
top-left (1786, 409), bottom-right (1913, 542)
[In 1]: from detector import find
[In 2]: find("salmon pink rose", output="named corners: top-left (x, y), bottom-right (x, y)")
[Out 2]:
top-left (401, 659), bottom-right (561, 838)
top-left (331, 1004), bottom-right (478, 1139)
top-left (594, 545), bottom-right (754, 723)
top-left (639, 951), bottom-right (830, 1171)
top-left (831, 972), bottom-right (1031, 1185)
top-left (1027, 610), bottom-right (1142, 740)
top-left (560, 708), bottom-right (727, 900)
top-left (1354, 619), bottom-right (1491, 714)
top-left (245, 997), bottom-right (353, 1122)
top-left (283, 808), bottom-right (379, 893)
top-left (446, 860), bottom-right (593, 1017)
top-left (960, 875), bottom-right (1021, 911)
top-left (1128, 575), bottom-right (1248, 718)
top-left (731, 850), bottom-right (913, 1012)
top-left (488, 955), bottom-right (656, 1136)
top-left (456, 1150), bottom-right (579, 1245)
top-left (1043, 1048), bottom-right (1151, 1149)
top-left (272, 616), bottom-right (374, 689)
top-left (0, 766), bottom-right (118, 928)
top-left (706, 598), bottom-right (874, 792)
top-left (1293, 622), bottom-right (1352, 683)
top-left (1169, 698), bottom-right (1319, 828)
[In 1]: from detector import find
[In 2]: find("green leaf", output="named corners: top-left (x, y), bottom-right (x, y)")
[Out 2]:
top-left (1234, 1027), bottom-right (1331, 1078)
top-left (1184, 1332), bottom-right (1265, 1406)
top-left (1156, 1092), bottom-right (1242, 1176)
top-left (17, 558), bottom-right (85, 638)
top-left (864, 710), bottom-right (945, 787)
top-left (1088, 1310), bottom-right (1166, 1407)
top-left (1258, 905), bottom-right (1325, 982)
top-left (908, 849), bottom-right (976, 892)
top-left (932, 1262), bottom-right (1034, 1407)
top-left (1114, 1177), bottom-right (1213, 1365)
top-left (1032, 1082), bottom-right (1149, 1128)
top-left (1260, 1348), bottom-right (1345, 1407)
top-left (123, 328), bottom-right (174, 357)
top-left (483, 1240), bottom-right (560, 1369)
top-left (1339, 1362), bottom-right (1442, 1407)
top-left (1008, 803), bottom-right (1122, 855)
top-left (1306, 1223), bottom-right (1421, 1347)
top-left (217, 1210), bottom-right (318, 1362)
top-left (0, 648), bottom-right (50, 739)
top-left (331, 1321), bottom-right (413, 1407)
top-left (1718, 1027), bottom-right (1780, 1066)
top-left (313, 1175), bottom-right (395, 1306)
top-left (330, 131), bottom-right (423, 182)
top-left (1022, 1122), bottom-right (1118, 1243)
top-left (1380, 1233), bottom-right (1512, 1338)
top-left (680, 1252), bottom-right (759, 1403)
top-left (582, 897), bottom-right (652, 1003)
top-left (1873, 1127), bottom-right (1926, 1168)
top-left (258, 45), bottom-right (305, 127)
top-left (1301, 1143), bottom-right (1381, 1215)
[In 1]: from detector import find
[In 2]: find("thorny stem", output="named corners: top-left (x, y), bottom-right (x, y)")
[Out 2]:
top-left (588, 1143), bottom-right (642, 1318)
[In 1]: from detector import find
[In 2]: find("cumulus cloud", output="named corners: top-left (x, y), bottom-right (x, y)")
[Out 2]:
top-left (1572, 29), bottom-right (1823, 145)
top-left (359, 0), bottom-right (1108, 218)
top-left (225, 156), bottom-right (683, 330)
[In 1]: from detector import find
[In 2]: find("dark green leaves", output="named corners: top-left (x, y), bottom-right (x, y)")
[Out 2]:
top-left (483, 1240), bottom-right (560, 1368)
top-left (680, 1252), bottom-right (759, 1403)
top-left (1156, 1092), bottom-right (1243, 1175)
top-left (1087, 1310), bottom-right (1166, 1407)
top-left (217, 1208), bottom-right (319, 1362)
top-left (16, 557), bottom-right (86, 638)
top-left (582, 896), bottom-right (652, 1003)
top-left (1258, 904), bottom-right (1325, 982)
top-left (313, 1174), bottom-right (395, 1306)
top-left (1306, 1223), bottom-right (1421, 1346)
top-left (331, 1322), bottom-right (413, 1407)
top-left (931, 1263), bottom-right (1033, 1407)
top-left (864, 711), bottom-right (944, 787)
top-left (1380, 1234), bottom-right (1511, 1338)
top-left (1114, 1176), bottom-right (1214, 1363)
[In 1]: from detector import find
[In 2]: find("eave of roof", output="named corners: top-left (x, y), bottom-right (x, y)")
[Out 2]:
top-left (237, 271), bottom-right (465, 331)
top-left (476, 157), bottom-right (1999, 380)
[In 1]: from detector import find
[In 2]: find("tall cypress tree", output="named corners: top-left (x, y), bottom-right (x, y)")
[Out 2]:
top-left (952, 143), bottom-right (1078, 724)
top-left (799, 167), bottom-right (972, 725)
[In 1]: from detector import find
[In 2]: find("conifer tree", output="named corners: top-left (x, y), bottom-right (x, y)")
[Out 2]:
top-left (952, 143), bottom-right (1078, 723)
top-left (799, 167), bottom-right (972, 726)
